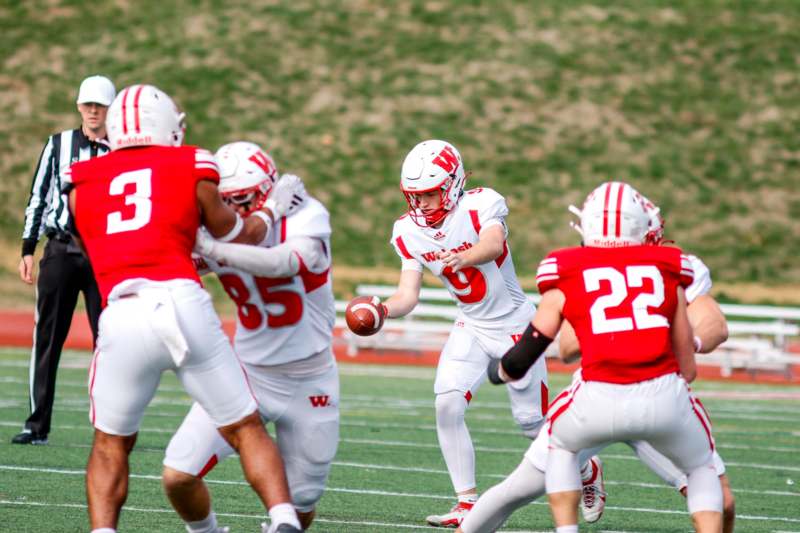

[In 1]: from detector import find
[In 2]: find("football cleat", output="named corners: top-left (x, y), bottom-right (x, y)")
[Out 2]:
top-left (581, 456), bottom-right (607, 523)
top-left (425, 500), bottom-right (474, 528)
top-left (11, 430), bottom-right (48, 445)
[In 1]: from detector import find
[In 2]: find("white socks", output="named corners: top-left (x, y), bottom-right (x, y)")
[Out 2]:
top-left (91, 529), bottom-right (116, 533)
top-left (435, 391), bottom-right (476, 493)
top-left (186, 511), bottom-right (219, 533)
top-left (269, 502), bottom-right (302, 530)
top-left (458, 493), bottom-right (478, 504)
top-left (555, 526), bottom-right (578, 533)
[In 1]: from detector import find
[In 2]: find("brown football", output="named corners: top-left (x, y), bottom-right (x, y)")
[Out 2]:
top-left (345, 296), bottom-right (385, 336)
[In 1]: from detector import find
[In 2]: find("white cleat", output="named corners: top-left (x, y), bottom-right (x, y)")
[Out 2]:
top-left (581, 456), bottom-right (607, 523)
top-left (425, 500), bottom-right (474, 528)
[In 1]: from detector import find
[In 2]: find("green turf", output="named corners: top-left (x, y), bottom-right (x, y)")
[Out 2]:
top-left (2, 1), bottom-right (800, 287)
top-left (0, 349), bottom-right (798, 532)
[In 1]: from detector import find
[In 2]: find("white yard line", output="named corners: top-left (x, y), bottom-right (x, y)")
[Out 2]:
top-left (1, 417), bottom-right (799, 473)
top-left (1, 466), bottom-right (799, 524)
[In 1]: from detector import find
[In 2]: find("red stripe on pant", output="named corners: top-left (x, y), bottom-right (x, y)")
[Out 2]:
top-left (198, 454), bottom-right (219, 478)
top-left (547, 381), bottom-right (582, 435)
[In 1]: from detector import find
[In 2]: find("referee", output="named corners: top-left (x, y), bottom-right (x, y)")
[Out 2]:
top-left (12, 75), bottom-right (116, 445)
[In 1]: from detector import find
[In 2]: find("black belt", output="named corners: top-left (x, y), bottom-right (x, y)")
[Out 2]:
top-left (46, 229), bottom-right (72, 243)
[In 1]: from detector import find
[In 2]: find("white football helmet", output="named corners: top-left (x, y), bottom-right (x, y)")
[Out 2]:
top-left (570, 181), bottom-right (650, 247)
top-left (214, 141), bottom-right (279, 215)
top-left (106, 84), bottom-right (186, 150)
top-left (400, 140), bottom-right (466, 226)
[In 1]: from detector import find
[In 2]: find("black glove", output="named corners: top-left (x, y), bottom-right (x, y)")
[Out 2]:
top-left (487, 358), bottom-right (505, 385)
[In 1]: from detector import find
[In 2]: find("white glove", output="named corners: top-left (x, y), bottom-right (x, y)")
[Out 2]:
top-left (265, 173), bottom-right (306, 219)
top-left (193, 227), bottom-right (216, 258)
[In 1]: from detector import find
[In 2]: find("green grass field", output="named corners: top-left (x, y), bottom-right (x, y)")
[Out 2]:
top-left (2, 1), bottom-right (800, 291)
top-left (0, 349), bottom-right (798, 532)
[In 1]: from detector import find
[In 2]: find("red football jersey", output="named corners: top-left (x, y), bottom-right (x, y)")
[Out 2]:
top-left (69, 145), bottom-right (219, 304)
top-left (536, 245), bottom-right (693, 384)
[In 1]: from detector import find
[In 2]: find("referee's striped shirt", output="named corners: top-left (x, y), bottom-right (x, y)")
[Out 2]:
top-left (21, 128), bottom-right (110, 256)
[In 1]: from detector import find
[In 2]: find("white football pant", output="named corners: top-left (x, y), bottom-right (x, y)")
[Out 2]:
top-left (164, 349), bottom-right (339, 512)
top-left (89, 281), bottom-right (256, 436)
top-left (434, 304), bottom-right (548, 493)
top-left (546, 372), bottom-right (722, 514)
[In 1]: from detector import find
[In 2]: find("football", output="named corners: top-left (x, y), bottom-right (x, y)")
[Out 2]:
top-left (345, 295), bottom-right (386, 336)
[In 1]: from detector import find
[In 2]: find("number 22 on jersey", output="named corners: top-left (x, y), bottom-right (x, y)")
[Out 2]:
top-left (583, 265), bottom-right (669, 334)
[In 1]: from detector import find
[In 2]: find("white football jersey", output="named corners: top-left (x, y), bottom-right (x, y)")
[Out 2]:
top-left (685, 254), bottom-right (712, 304)
top-left (207, 197), bottom-right (335, 365)
top-left (391, 187), bottom-right (528, 322)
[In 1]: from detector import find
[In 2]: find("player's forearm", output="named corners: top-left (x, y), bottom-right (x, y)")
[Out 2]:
top-left (557, 321), bottom-right (581, 363)
top-left (383, 291), bottom-right (418, 318)
top-left (687, 295), bottom-right (729, 353)
top-left (231, 212), bottom-right (271, 245)
top-left (201, 240), bottom-right (300, 278)
top-left (673, 289), bottom-right (697, 382)
top-left (458, 239), bottom-right (504, 267)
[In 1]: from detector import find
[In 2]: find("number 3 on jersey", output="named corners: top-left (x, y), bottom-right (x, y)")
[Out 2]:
top-left (106, 169), bottom-right (153, 234)
top-left (583, 265), bottom-right (669, 334)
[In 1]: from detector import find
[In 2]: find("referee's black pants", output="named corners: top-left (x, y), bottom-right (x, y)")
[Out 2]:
top-left (24, 237), bottom-right (101, 437)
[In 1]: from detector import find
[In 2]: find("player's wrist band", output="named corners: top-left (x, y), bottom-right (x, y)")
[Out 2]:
top-left (251, 210), bottom-right (273, 227)
top-left (218, 213), bottom-right (244, 243)
top-left (501, 323), bottom-right (554, 381)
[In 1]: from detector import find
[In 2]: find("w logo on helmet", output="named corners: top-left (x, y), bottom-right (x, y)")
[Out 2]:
top-left (432, 146), bottom-right (459, 174)
top-left (248, 151), bottom-right (277, 178)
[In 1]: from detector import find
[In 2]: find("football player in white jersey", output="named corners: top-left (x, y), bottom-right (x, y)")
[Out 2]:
top-left (457, 191), bottom-right (734, 533)
top-left (161, 142), bottom-right (339, 533)
top-left (364, 140), bottom-right (599, 528)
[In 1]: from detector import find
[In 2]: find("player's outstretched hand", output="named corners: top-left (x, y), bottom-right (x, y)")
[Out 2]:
top-left (266, 173), bottom-right (306, 220)
top-left (487, 358), bottom-right (507, 385)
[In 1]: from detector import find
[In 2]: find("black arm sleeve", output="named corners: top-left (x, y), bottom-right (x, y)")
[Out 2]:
top-left (500, 323), bottom-right (554, 381)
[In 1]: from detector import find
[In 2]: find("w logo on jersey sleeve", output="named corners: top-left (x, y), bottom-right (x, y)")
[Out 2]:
top-left (536, 256), bottom-right (560, 293)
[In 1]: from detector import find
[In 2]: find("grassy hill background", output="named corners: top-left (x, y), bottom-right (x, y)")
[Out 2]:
top-left (2, 0), bottom-right (799, 306)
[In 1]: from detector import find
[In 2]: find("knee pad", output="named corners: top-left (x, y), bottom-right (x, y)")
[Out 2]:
top-left (514, 413), bottom-right (545, 439)
top-left (279, 418), bottom-right (338, 512)
top-left (687, 465), bottom-right (723, 514)
top-left (435, 391), bottom-right (468, 429)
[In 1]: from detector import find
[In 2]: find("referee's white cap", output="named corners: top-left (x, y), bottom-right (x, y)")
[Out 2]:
top-left (76, 75), bottom-right (116, 106)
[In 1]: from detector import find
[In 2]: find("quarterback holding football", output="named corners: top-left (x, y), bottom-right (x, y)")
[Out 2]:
top-left (347, 140), bottom-right (602, 528)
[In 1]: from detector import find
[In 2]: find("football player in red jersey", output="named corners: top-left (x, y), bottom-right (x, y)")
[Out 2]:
top-left (555, 198), bottom-right (736, 533)
top-left (64, 85), bottom-right (303, 533)
top-left (461, 182), bottom-right (722, 533)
